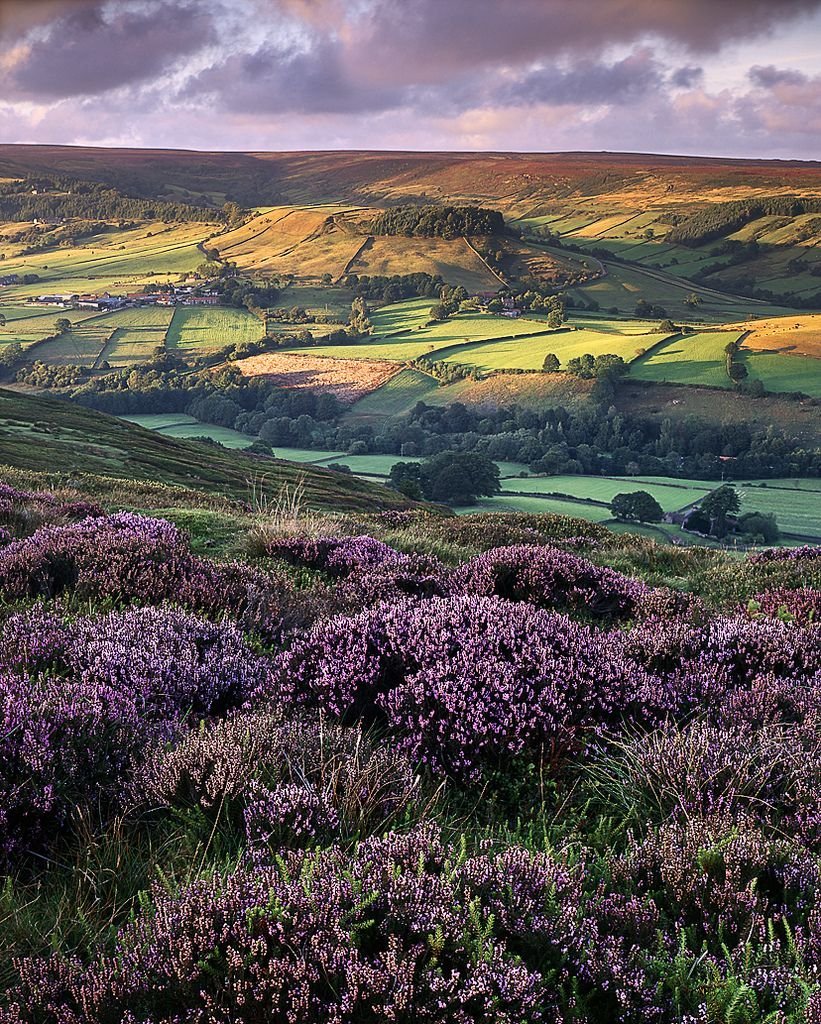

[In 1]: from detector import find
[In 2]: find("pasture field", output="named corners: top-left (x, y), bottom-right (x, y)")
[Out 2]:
top-left (341, 368), bottom-right (440, 420)
top-left (119, 414), bottom-right (254, 449)
top-left (499, 474), bottom-right (711, 511)
top-left (0, 222), bottom-right (209, 300)
top-left (632, 331), bottom-right (745, 387)
top-left (459, 493), bottom-right (616, 519)
top-left (434, 324), bottom-right (668, 373)
top-left (350, 236), bottom-right (499, 292)
top-left (28, 323), bottom-right (114, 366)
top-left (725, 314), bottom-right (821, 359)
top-left (281, 312), bottom-right (559, 363)
top-left (370, 297), bottom-right (435, 335)
top-left (166, 306), bottom-right (266, 356)
top-left (742, 351), bottom-right (821, 398)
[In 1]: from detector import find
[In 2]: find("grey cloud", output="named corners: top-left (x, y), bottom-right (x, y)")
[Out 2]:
top-left (671, 65), bottom-right (704, 88)
top-left (748, 65), bottom-right (808, 88)
top-left (4, 1), bottom-right (217, 98)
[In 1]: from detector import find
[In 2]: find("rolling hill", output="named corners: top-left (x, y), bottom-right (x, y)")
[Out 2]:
top-left (0, 389), bottom-right (415, 512)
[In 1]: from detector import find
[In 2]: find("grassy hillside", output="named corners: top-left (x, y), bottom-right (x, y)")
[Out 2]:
top-left (0, 390), bottom-right (415, 512)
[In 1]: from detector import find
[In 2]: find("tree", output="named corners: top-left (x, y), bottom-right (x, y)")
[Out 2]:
top-left (429, 304), bottom-right (450, 321)
top-left (54, 317), bottom-right (71, 334)
top-left (685, 292), bottom-right (702, 308)
top-left (546, 308), bottom-right (564, 329)
top-left (349, 296), bottom-right (371, 336)
top-left (415, 451), bottom-right (500, 505)
top-left (542, 353), bottom-right (560, 373)
top-left (0, 313), bottom-right (5, 327)
top-left (699, 484), bottom-right (740, 536)
top-left (610, 491), bottom-right (664, 523)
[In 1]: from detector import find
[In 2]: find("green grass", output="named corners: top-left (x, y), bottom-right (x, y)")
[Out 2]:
top-left (741, 351), bottom-right (821, 398)
top-left (499, 474), bottom-right (711, 511)
top-left (632, 331), bottom-right (744, 387)
top-left (734, 479), bottom-right (821, 538)
top-left (344, 368), bottom-right (440, 420)
top-left (0, 390), bottom-right (415, 512)
top-left (281, 312), bottom-right (557, 362)
top-left (165, 306), bottom-right (266, 355)
top-left (435, 325), bottom-right (661, 373)
top-left (119, 414), bottom-right (254, 449)
top-left (458, 494), bottom-right (615, 520)
top-left (370, 298), bottom-right (434, 334)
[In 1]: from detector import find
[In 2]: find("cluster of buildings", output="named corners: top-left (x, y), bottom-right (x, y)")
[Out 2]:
top-left (26, 286), bottom-right (221, 312)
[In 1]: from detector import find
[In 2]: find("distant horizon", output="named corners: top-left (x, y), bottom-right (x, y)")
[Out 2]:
top-left (1, 141), bottom-right (820, 167)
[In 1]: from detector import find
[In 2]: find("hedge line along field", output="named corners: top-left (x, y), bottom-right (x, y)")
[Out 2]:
top-left (165, 305), bottom-right (266, 356)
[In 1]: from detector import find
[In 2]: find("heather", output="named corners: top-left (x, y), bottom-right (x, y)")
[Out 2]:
top-left (1, 477), bottom-right (820, 1022)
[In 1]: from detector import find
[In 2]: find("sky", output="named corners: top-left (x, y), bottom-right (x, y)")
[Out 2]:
top-left (1, 0), bottom-right (821, 159)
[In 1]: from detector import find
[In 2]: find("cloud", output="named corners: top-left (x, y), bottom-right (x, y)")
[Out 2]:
top-left (671, 65), bottom-right (704, 89)
top-left (2, 1), bottom-right (217, 98)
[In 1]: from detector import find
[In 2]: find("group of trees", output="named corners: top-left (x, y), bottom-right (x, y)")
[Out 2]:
top-left (370, 205), bottom-right (505, 239)
top-left (389, 451), bottom-right (500, 504)
top-left (684, 484), bottom-right (780, 544)
top-left (344, 273), bottom-right (446, 303)
top-left (666, 195), bottom-right (821, 247)
top-left (0, 176), bottom-right (220, 224)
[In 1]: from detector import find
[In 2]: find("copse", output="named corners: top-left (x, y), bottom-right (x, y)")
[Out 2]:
top-left (370, 204), bottom-right (505, 239)
top-left (390, 451), bottom-right (500, 505)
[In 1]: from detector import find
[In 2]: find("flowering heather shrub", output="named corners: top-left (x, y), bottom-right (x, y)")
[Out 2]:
top-left (424, 512), bottom-right (606, 552)
top-left (0, 513), bottom-right (301, 641)
top-left (615, 814), bottom-right (820, 947)
top-left (749, 545), bottom-right (821, 564)
top-left (594, 721), bottom-right (821, 846)
top-left (0, 528), bottom-right (9, 548)
top-left (0, 481), bottom-right (103, 538)
top-left (5, 827), bottom-right (547, 1024)
top-left (132, 709), bottom-right (418, 846)
top-left (272, 596), bottom-right (664, 779)
top-left (450, 544), bottom-right (651, 619)
top-left (0, 607), bottom-right (266, 862)
top-left (744, 587), bottom-right (821, 624)
top-left (334, 556), bottom-right (448, 610)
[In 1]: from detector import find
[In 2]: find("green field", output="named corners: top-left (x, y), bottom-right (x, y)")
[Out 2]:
top-left (435, 325), bottom-right (665, 373)
top-left (632, 331), bottom-right (745, 387)
top-left (120, 414), bottom-right (254, 449)
top-left (499, 474), bottom-right (711, 511)
top-left (459, 494), bottom-right (615, 520)
top-left (735, 479), bottom-right (821, 538)
top-left (0, 223), bottom-right (208, 300)
top-left (370, 297), bottom-right (434, 334)
top-left (343, 368), bottom-right (440, 421)
top-left (166, 306), bottom-right (266, 355)
top-left (742, 351), bottom-right (821, 398)
top-left (281, 312), bottom-right (558, 362)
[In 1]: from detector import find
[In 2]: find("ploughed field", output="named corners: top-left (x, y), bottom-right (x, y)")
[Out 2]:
top-left (0, 471), bottom-right (819, 1021)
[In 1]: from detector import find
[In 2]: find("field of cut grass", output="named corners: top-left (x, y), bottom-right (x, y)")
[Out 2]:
top-left (276, 285), bottom-right (354, 321)
top-left (30, 323), bottom-right (114, 366)
top-left (735, 479), bottom-right (821, 538)
top-left (166, 306), bottom-right (265, 355)
top-left (632, 331), bottom-right (745, 387)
